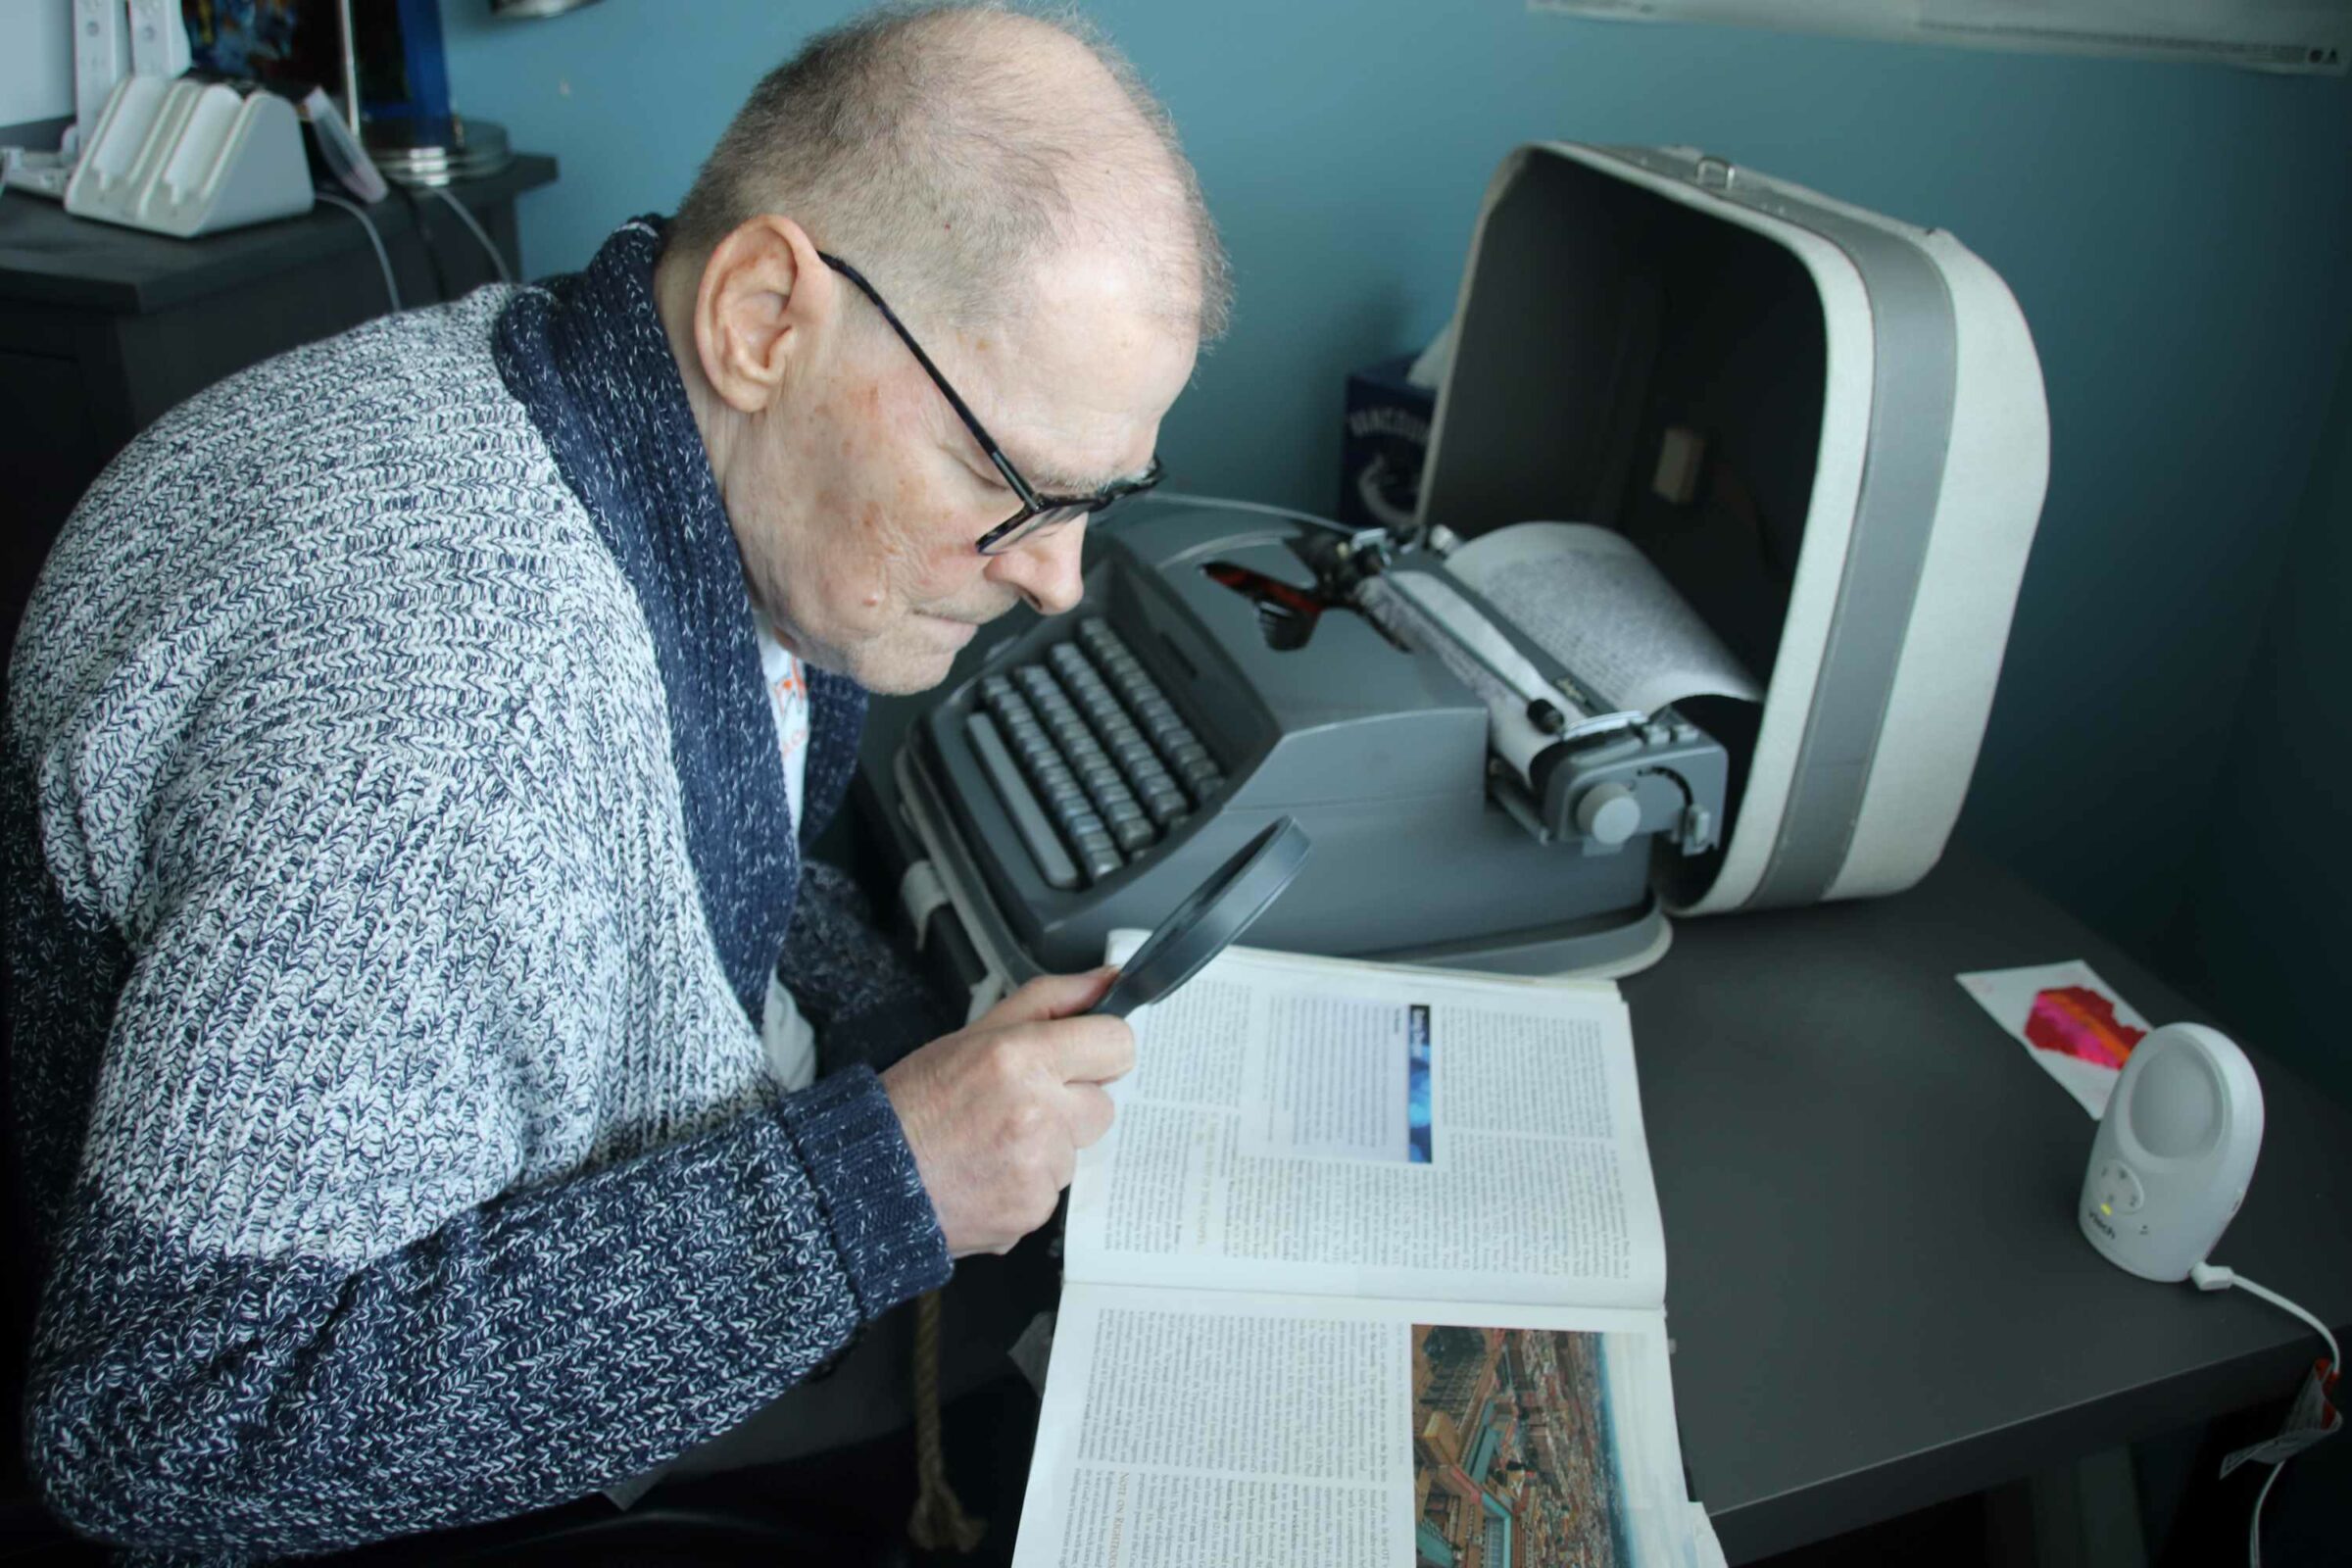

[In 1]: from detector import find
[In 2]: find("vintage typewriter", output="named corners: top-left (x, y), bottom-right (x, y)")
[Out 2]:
top-left (869, 142), bottom-right (2049, 987)
top-left (892, 501), bottom-right (1731, 980)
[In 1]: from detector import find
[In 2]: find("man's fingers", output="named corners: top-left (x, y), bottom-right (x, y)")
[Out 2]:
top-left (1050, 1013), bottom-right (1136, 1085)
top-left (987, 965), bottom-right (1121, 1026)
top-left (1061, 1082), bottom-right (1116, 1150)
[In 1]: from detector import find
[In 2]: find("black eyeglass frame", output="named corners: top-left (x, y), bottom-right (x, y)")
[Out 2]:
top-left (820, 253), bottom-right (1165, 556)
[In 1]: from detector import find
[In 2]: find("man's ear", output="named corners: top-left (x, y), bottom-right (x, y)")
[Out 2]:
top-left (691, 215), bottom-right (838, 416)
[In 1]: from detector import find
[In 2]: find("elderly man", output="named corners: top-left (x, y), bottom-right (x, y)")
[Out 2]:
top-left (3, 4), bottom-right (1226, 1556)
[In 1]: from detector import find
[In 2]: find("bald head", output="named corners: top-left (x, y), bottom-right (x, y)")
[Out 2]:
top-left (670, 4), bottom-right (1228, 342)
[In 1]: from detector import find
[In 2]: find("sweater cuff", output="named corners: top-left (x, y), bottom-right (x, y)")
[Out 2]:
top-left (774, 1065), bottom-right (951, 1318)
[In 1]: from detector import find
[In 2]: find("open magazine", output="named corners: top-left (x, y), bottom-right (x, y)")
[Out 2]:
top-left (1013, 940), bottom-right (1725, 1567)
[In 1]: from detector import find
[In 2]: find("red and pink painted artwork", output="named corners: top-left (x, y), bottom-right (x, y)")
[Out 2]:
top-left (2023, 985), bottom-right (2148, 1071)
top-left (1958, 961), bottom-right (2154, 1117)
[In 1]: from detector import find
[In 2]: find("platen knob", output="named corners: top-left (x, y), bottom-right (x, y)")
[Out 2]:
top-left (1575, 783), bottom-right (1641, 846)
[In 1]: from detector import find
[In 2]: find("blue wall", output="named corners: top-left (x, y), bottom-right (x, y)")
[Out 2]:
top-left (2166, 352), bottom-right (2352, 1106)
top-left (440, 1), bottom-right (2352, 982)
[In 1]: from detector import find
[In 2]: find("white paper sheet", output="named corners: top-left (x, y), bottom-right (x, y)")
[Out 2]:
top-left (1446, 522), bottom-right (1761, 716)
top-left (1956, 959), bottom-right (2153, 1117)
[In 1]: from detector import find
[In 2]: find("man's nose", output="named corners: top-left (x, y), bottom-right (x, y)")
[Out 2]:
top-left (986, 518), bottom-right (1088, 615)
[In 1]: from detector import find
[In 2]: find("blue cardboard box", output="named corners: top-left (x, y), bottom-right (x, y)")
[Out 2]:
top-left (1338, 354), bottom-right (1436, 531)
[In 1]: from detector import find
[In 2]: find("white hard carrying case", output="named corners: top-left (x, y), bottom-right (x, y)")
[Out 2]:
top-left (1417, 142), bottom-right (2049, 917)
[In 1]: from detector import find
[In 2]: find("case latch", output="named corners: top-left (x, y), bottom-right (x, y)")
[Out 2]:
top-left (1692, 155), bottom-right (1738, 191)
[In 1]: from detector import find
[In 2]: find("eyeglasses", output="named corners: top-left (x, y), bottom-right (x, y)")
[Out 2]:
top-left (821, 253), bottom-right (1165, 556)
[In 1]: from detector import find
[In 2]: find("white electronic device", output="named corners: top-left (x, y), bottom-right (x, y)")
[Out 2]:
top-left (2080, 1022), bottom-right (2264, 1282)
top-left (72, 0), bottom-right (131, 155)
top-left (64, 75), bottom-right (313, 238)
top-left (127, 0), bottom-right (192, 79)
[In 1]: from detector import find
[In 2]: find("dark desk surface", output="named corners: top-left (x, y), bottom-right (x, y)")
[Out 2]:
top-left (851, 677), bottom-right (2352, 1568)
top-left (847, 639), bottom-right (2352, 1568)
top-left (0, 155), bottom-right (557, 312)
top-left (1637, 850), bottom-right (2352, 1562)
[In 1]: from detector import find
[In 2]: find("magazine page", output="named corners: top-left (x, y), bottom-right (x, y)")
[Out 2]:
top-left (1011, 1283), bottom-right (1716, 1568)
top-left (1066, 941), bottom-right (1668, 1310)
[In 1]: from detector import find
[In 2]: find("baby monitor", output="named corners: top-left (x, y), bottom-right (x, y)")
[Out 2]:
top-left (2080, 1022), bottom-right (2263, 1282)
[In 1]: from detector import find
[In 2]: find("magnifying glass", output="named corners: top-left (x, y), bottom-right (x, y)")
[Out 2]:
top-left (1094, 817), bottom-right (1311, 1019)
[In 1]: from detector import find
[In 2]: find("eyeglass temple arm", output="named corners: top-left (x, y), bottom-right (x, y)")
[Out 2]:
top-left (817, 252), bottom-right (1043, 509)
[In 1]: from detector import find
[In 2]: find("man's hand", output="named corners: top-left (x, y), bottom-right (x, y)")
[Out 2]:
top-left (881, 966), bottom-right (1133, 1257)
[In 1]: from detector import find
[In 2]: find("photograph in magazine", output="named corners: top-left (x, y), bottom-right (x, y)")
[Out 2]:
top-left (1412, 1324), bottom-right (1637, 1568)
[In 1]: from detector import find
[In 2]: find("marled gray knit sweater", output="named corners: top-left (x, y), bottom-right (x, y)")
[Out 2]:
top-left (3, 221), bottom-right (954, 1557)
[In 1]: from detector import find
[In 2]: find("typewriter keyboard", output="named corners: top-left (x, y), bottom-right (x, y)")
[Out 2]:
top-left (964, 617), bottom-right (1227, 888)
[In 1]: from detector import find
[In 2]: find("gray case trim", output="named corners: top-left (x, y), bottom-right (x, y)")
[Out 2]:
top-left (1599, 149), bottom-right (1960, 909)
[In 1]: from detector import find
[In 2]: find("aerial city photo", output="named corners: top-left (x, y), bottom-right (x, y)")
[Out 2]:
top-left (1411, 1325), bottom-right (1631, 1568)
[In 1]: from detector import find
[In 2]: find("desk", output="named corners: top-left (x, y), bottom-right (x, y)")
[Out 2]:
top-left (1622, 851), bottom-right (2351, 1562)
top-left (847, 710), bottom-right (2352, 1564)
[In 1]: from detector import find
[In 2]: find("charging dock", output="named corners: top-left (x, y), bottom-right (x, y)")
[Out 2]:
top-left (64, 76), bottom-right (312, 238)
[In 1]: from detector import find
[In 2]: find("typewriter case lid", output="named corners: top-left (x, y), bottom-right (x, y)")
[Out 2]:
top-left (1417, 143), bottom-right (2048, 916)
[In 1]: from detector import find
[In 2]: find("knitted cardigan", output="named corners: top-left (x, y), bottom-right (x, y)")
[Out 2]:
top-left (3, 220), bottom-right (953, 1558)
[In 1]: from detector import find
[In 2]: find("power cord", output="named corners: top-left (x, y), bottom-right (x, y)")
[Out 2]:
top-left (427, 185), bottom-right (514, 285)
top-left (2188, 1261), bottom-right (2340, 1568)
top-left (313, 189), bottom-right (401, 313)
top-left (317, 184), bottom-right (514, 321)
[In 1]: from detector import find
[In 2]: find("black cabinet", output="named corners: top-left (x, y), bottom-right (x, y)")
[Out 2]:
top-left (0, 155), bottom-right (558, 658)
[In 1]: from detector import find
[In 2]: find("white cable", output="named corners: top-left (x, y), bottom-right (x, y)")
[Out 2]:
top-left (2231, 1275), bottom-right (2340, 1378)
top-left (2248, 1461), bottom-right (2282, 1568)
top-left (314, 189), bottom-right (401, 313)
top-left (2188, 1261), bottom-right (2341, 1568)
top-left (2190, 1263), bottom-right (2341, 1377)
top-left (428, 185), bottom-right (514, 285)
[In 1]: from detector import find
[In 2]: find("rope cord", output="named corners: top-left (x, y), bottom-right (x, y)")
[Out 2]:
top-left (906, 1289), bottom-right (986, 1553)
